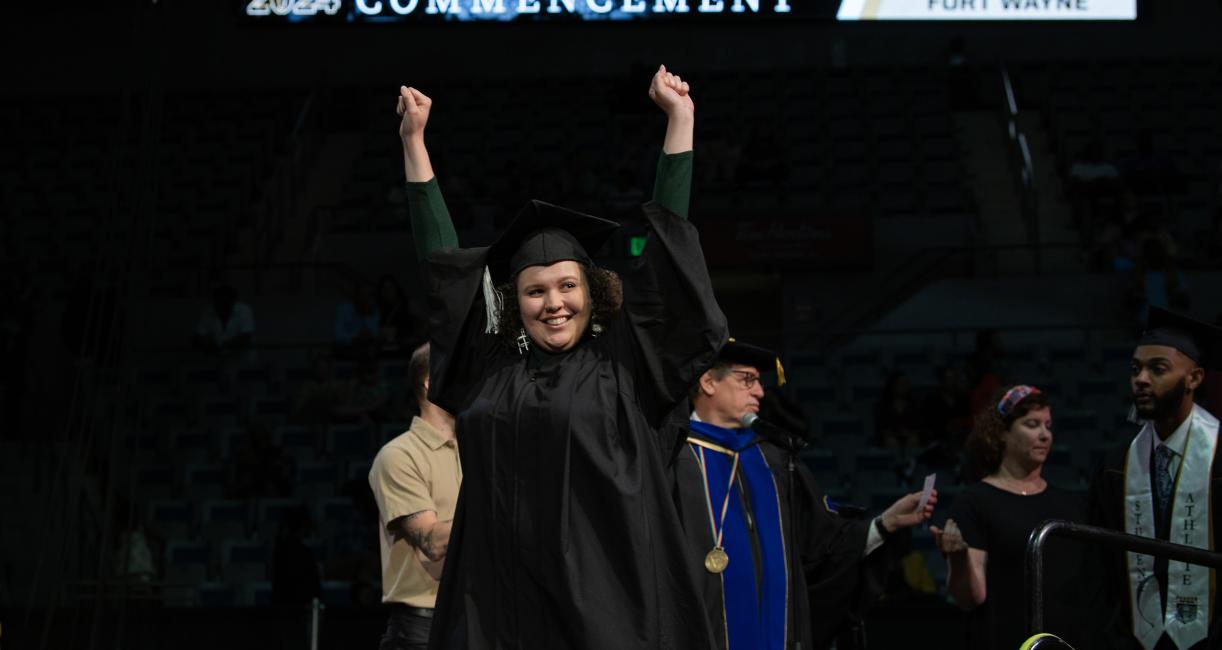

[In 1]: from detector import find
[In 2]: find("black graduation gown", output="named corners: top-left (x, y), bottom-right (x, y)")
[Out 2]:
top-left (424, 202), bottom-right (729, 650)
top-left (672, 435), bottom-right (897, 650)
top-left (1089, 440), bottom-right (1222, 650)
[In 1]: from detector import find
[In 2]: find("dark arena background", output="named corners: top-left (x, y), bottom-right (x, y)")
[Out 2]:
top-left (3, 0), bottom-right (1221, 648)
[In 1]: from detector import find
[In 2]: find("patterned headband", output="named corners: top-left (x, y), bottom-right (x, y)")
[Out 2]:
top-left (997, 385), bottom-right (1042, 418)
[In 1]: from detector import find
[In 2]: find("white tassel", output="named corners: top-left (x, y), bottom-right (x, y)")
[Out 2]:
top-left (482, 266), bottom-right (503, 334)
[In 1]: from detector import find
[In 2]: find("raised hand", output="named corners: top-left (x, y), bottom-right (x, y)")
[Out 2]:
top-left (397, 86), bottom-right (433, 145)
top-left (397, 86), bottom-right (435, 182)
top-left (931, 518), bottom-right (968, 555)
top-left (880, 489), bottom-right (937, 533)
top-left (649, 64), bottom-right (694, 119)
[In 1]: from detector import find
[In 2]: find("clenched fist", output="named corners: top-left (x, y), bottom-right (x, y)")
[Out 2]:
top-left (397, 86), bottom-right (433, 145)
top-left (649, 65), bottom-right (694, 119)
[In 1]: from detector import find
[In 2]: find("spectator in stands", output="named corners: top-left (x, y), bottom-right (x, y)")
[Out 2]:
top-left (1068, 139), bottom-right (1121, 188)
top-left (932, 385), bottom-right (1098, 649)
top-left (375, 274), bottom-right (418, 356)
top-left (1067, 139), bottom-right (1122, 245)
top-left (874, 370), bottom-right (922, 450)
top-left (333, 357), bottom-right (390, 425)
top-left (271, 504), bottom-right (322, 607)
top-left (334, 281), bottom-right (380, 360)
top-left (193, 284), bottom-right (254, 360)
top-left (228, 419), bottom-right (295, 498)
top-left (1127, 235), bottom-right (1190, 327)
top-left (369, 342), bottom-right (459, 649)
top-left (921, 365), bottom-right (971, 447)
top-left (1085, 193), bottom-right (1138, 272)
top-left (292, 352), bottom-right (348, 426)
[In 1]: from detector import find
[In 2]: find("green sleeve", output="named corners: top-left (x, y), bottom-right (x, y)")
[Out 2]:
top-left (652, 150), bottom-right (693, 220)
top-left (406, 177), bottom-right (460, 260)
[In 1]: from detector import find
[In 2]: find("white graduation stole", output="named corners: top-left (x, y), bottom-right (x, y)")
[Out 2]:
top-left (1124, 405), bottom-right (1220, 650)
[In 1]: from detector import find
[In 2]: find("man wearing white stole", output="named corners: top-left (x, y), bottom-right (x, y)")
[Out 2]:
top-left (1090, 307), bottom-right (1222, 650)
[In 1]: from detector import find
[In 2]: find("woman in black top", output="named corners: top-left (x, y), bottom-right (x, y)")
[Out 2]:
top-left (931, 385), bottom-right (1098, 650)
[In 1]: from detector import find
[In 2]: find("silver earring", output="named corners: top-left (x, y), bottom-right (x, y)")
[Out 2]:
top-left (591, 322), bottom-right (604, 337)
top-left (516, 328), bottom-right (531, 355)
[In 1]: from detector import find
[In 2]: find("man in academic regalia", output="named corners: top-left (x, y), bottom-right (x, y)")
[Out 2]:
top-left (1090, 307), bottom-right (1222, 650)
top-left (673, 340), bottom-right (936, 650)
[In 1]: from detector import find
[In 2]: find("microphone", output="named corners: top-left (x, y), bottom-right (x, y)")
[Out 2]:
top-left (740, 412), bottom-right (808, 451)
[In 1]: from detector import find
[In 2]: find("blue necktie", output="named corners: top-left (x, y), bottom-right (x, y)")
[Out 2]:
top-left (1155, 444), bottom-right (1176, 522)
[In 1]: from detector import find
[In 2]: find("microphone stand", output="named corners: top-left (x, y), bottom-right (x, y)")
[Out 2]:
top-left (784, 436), bottom-right (801, 650)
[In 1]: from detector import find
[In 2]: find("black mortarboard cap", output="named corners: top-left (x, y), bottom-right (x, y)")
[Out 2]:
top-left (719, 338), bottom-right (786, 385)
top-left (485, 200), bottom-right (619, 283)
top-left (1137, 306), bottom-right (1222, 369)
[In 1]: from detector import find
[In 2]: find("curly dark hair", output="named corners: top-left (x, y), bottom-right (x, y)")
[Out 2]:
top-left (492, 262), bottom-right (623, 351)
top-left (964, 386), bottom-right (1052, 479)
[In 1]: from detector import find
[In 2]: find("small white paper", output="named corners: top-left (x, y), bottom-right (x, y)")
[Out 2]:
top-left (917, 473), bottom-right (936, 512)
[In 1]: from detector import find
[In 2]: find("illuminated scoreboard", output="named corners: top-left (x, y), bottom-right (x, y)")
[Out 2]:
top-left (243, 0), bottom-right (793, 21)
top-left (241, 0), bottom-right (1136, 22)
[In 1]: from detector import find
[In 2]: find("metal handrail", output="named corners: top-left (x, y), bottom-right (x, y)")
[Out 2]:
top-left (1000, 65), bottom-right (1042, 272)
top-left (1025, 519), bottom-right (1222, 637)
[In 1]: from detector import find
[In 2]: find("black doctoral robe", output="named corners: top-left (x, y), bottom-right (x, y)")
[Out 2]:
top-left (1089, 440), bottom-right (1222, 650)
top-left (672, 431), bottom-right (899, 650)
top-left (424, 201), bottom-right (728, 650)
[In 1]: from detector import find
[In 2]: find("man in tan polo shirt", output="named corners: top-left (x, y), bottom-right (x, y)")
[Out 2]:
top-left (369, 342), bottom-right (460, 650)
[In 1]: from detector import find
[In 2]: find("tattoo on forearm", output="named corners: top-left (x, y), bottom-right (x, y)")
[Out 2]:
top-left (402, 510), bottom-right (443, 561)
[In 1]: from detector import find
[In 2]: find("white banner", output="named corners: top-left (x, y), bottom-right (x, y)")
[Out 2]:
top-left (837, 0), bottom-right (1136, 21)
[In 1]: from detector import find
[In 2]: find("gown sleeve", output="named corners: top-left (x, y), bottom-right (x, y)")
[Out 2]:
top-left (406, 177), bottom-right (459, 259)
top-left (792, 461), bottom-right (899, 648)
top-left (619, 188), bottom-right (728, 426)
top-left (410, 177), bottom-right (499, 415)
top-left (652, 150), bottom-right (693, 219)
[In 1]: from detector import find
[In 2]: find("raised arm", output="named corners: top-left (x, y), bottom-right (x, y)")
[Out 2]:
top-left (398, 86), bottom-right (459, 259)
top-left (649, 65), bottom-right (695, 219)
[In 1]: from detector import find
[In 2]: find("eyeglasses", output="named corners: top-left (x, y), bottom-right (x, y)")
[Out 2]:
top-left (729, 370), bottom-right (761, 389)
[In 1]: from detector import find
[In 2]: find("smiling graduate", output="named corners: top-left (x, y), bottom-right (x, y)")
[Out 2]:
top-left (399, 67), bottom-right (731, 650)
